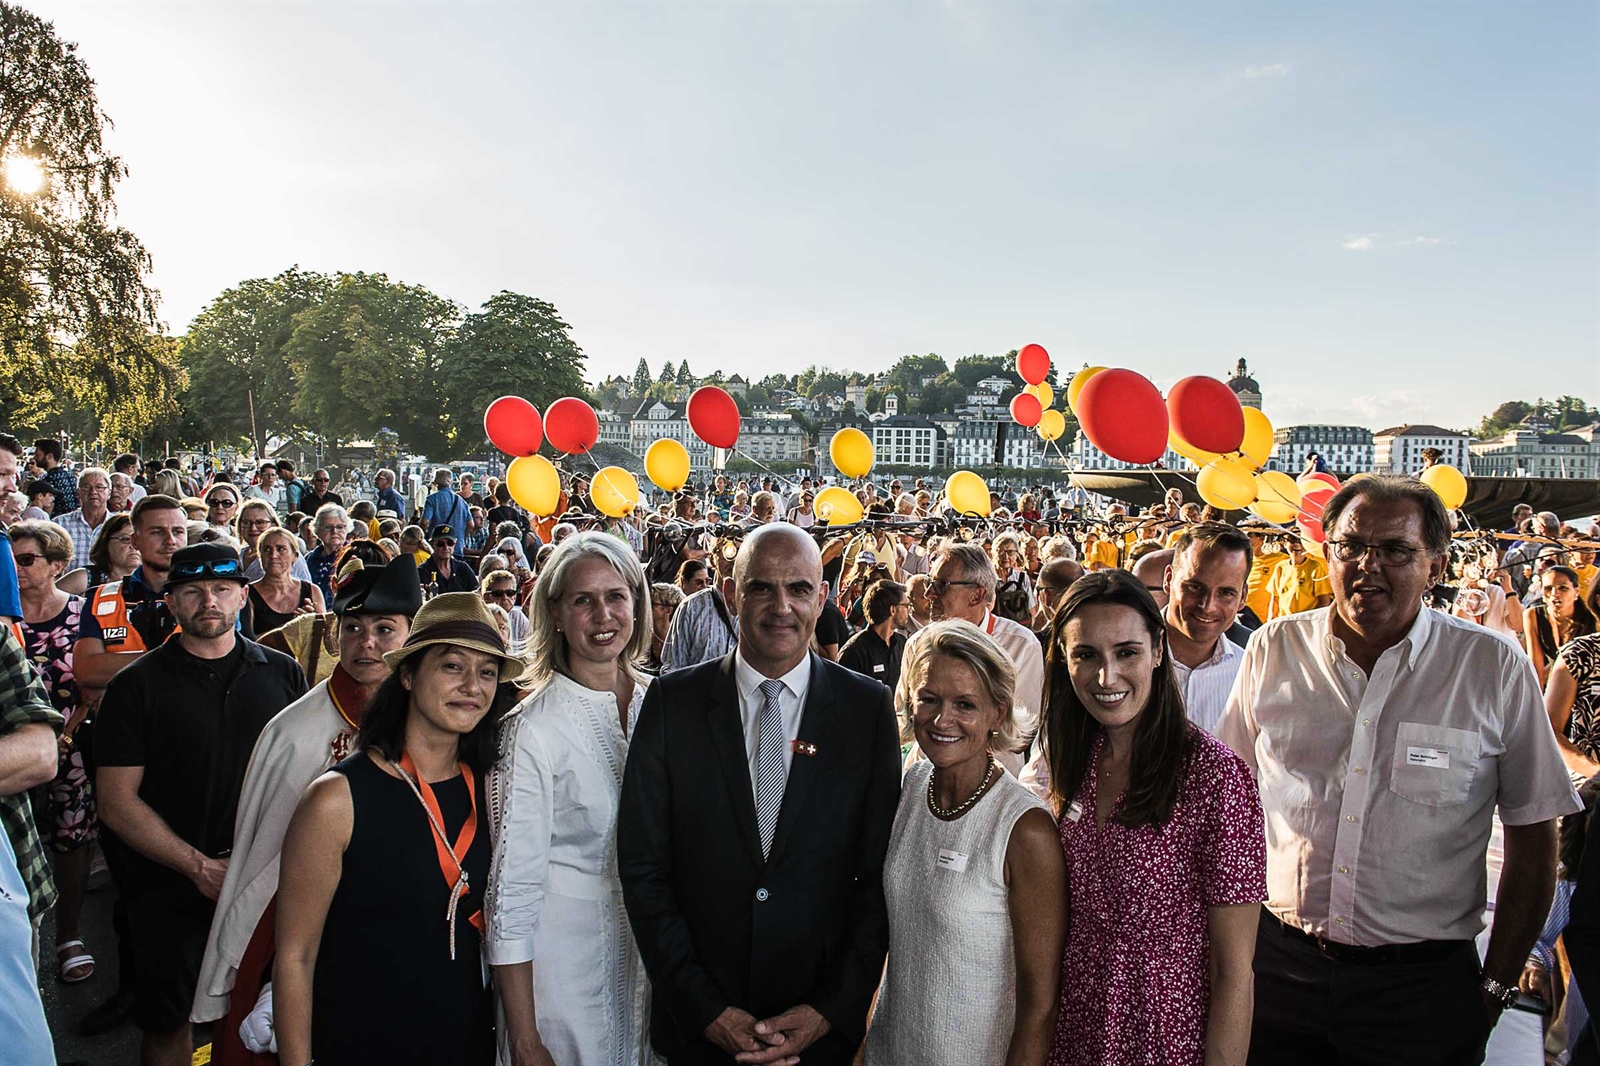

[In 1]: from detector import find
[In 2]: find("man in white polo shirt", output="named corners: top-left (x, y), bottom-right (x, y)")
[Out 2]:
top-left (1163, 522), bottom-right (1249, 734)
top-left (1219, 475), bottom-right (1579, 1066)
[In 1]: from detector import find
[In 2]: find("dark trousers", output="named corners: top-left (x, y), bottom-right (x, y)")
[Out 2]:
top-left (1248, 908), bottom-right (1494, 1066)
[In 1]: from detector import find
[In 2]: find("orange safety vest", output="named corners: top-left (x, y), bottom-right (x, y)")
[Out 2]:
top-left (88, 580), bottom-right (175, 652)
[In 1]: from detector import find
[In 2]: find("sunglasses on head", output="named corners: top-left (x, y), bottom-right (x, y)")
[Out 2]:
top-left (171, 558), bottom-right (243, 580)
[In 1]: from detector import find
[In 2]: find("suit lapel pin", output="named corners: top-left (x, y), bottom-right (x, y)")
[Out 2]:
top-left (792, 740), bottom-right (818, 757)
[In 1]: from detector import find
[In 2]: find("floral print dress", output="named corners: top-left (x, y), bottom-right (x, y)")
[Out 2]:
top-left (21, 596), bottom-right (94, 851)
top-left (1047, 727), bottom-right (1266, 1066)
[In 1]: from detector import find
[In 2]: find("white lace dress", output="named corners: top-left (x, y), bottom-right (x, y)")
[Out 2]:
top-left (487, 672), bottom-right (653, 1065)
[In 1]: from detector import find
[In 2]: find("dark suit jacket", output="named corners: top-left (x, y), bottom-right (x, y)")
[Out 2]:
top-left (619, 651), bottom-right (901, 1064)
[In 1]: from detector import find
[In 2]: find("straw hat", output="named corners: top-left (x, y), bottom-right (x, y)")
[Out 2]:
top-left (381, 592), bottom-right (524, 678)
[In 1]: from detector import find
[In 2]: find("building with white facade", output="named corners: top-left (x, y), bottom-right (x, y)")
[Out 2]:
top-left (872, 415), bottom-right (946, 469)
top-left (738, 416), bottom-right (809, 464)
top-left (1270, 425), bottom-right (1375, 477)
top-left (628, 400), bottom-right (714, 470)
top-left (845, 378), bottom-right (869, 410)
top-left (949, 420), bottom-right (1045, 469)
top-left (1372, 425), bottom-right (1473, 475)
top-left (597, 409), bottom-right (631, 449)
top-left (1071, 435), bottom-right (1186, 471)
top-left (1470, 422), bottom-right (1600, 478)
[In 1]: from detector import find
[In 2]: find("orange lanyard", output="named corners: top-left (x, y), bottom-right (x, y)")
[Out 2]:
top-left (397, 753), bottom-right (485, 957)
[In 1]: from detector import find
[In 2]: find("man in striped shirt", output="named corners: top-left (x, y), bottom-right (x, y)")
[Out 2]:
top-left (1163, 522), bottom-right (1251, 734)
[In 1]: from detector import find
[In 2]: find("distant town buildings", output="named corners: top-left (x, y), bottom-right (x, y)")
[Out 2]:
top-left (1373, 424), bottom-right (1474, 475)
top-left (1471, 421), bottom-right (1600, 478)
top-left (1270, 425), bottom-right (1375, 477)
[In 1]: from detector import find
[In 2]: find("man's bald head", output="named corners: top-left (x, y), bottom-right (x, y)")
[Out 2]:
top-left (1131, 548), bottom-right (1174, 609)
top-left (733, 522), bottom-right (821, 587)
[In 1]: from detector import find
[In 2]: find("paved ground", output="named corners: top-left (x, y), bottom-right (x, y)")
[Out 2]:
top-left (36, 854), bottom-right (212, 1066)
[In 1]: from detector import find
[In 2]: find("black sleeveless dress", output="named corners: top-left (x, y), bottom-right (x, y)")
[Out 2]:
top-left (311, 754), bottom-right (493, 1065)
top-left (247, 580), bottom-right (314, 635)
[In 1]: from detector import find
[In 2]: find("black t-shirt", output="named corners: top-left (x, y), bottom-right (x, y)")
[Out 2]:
top-left (420, 556), bottom-right (479, 593)
top-left (816, 599), bottom-right (850, 651)
top-left (94, 637), bottom-right (309, 892)
top-left (486, 505), bottom-right (528, 535)
top-left (838, 627), bottom-right (906, 693)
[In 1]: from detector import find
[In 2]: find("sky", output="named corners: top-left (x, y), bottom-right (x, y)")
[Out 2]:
top-left (26, 0), bottom-right (1600, 432)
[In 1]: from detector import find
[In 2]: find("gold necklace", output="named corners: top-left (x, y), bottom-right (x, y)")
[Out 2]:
top-left (927, 757), bottom-right (997, 820)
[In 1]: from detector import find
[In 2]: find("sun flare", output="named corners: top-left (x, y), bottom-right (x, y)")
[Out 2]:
top-left (3, 156), bottom-right (46, 194)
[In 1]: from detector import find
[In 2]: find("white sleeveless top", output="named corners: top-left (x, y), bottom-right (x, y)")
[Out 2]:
top-left (863, 760), bottom-right (1049, 1065)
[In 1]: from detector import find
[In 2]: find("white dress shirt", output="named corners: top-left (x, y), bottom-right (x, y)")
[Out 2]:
top-left (1218, 604), bottom-right (1580, 946)
top-left (734, 650), bottom-right (812, 794)
top-left (1171, 634), bottom-right (1244, 735)
top-left (983, 611), bottom-right (1045, 739)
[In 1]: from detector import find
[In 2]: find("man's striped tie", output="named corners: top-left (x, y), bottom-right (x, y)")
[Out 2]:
top-left (755, 679), bottom-right (787, 859)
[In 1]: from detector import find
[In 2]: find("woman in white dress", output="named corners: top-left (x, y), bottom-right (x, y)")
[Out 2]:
top-left (863, 621), bottom-right (1066, 1066)
top-left (487, 532), bottom-right (655, 1065)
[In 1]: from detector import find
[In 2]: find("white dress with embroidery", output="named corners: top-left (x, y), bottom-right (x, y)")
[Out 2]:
top-left (487, 672), bottom-right (653, 1065)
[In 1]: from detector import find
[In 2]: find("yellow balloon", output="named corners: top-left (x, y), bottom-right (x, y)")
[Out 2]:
top-left (644, 439), bottom-right (690, 492)
top-left (1025, 381), bottom-right (1055, 409)
top-left (1037, 408), bottom-right (1067, 442)
top-left (1302, 536), bottom-right (1326, 559)
top-left (830, 428), bottom-right (875, 479)
top-left (1249, 470), bottom-right (1302, 524)
top-left (813, 486), bottom-right (864, 526)
top-left (1169, 428), bottom-right (1220, 469)
top-left (945, 470), bottom-right (991, 516)
top-left (1196, 457), bottom-right (1259, 510)
top-left (1420, 463), bottom-right (1468, 510)
top-left (1066, 366), bottom-right (1106, 416)
top-left (506, 455), bottom-right (561, 517)
top-left (1240, 407), bottom-right (1275, 469)
top-left (590, 466), bottom-right (640, 518)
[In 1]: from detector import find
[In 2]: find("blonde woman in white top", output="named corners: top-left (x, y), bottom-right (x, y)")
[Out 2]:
top-left (863, 621), bottom-right (1066, 1066)
top-left (487, 532), bottom-right (655, 1066)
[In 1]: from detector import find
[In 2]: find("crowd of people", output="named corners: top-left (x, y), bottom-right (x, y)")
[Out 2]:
top-left (0, 432), bottom-right (1598, 1066)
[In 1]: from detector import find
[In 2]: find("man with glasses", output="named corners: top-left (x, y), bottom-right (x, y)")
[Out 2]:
top-left (300, 469), bottom-right (343, 515)
top-left (96, 543), bottom-right (307, 1066)
top-left (1032, 556), bottom-right (1081, 640)
top-left (479, 569), bottom-right (528, 645)
top-left (838, 579), bottom-right (910, 692)
top-left (373, 468), bottom-right (405, 521)
top-left (1219, 476), bottom-right (1581, 1065)
top-left (55, 465), bottom-right (113, 570)
top-left (928, 543), bottom-right (1044, 753)
top-left (418, 524), bottom-right (477, 594)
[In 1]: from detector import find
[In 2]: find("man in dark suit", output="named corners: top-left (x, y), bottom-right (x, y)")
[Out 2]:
top-left (620, 523), bottom-right (901, 1064)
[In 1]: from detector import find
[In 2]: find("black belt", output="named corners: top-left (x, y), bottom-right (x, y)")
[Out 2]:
top-left (1265, 909), bottom-right (1472, 966)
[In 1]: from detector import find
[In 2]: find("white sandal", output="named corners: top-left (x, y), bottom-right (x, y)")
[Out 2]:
top-left (57, 940), bottom-right (94, 983)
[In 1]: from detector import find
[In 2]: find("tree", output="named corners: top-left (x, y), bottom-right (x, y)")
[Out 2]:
top-left (797, 365), bottom-right (847, 398)
top-left (285, 272), bottom-right (460, 458)
top-left (179, 267), bottom-right (331, 457)
top-left (676, 359), bottom-right (693, 386)
top-left (952, 354), bottom-right (1011, 388)
top-left (884, 353), bottom-right (948, 390)
top-left (0, 4), bottom-right (160, 428)
top-left (631, 358), bottom-right (651, 394)
top-left (757, 373), bottom-right (792, 393)
top-left (438, 290), bottom-right (588, 452)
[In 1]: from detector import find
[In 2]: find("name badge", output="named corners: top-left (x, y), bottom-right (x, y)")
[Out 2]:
top-left (936, 848), bottom-right (969, 873)
top-left (1406, 746), bottom-right (1450, 769)
top-left (872, 663), bottom-right (885, 673)
top-left (1065, 801), bottom-right (1084, 823)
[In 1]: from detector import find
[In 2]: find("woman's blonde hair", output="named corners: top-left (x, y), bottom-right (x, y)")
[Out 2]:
top-left (521, 532), bottom-right (652, 691)
top-left (894, 620), bottom-right (1020, 751)
top-left (256, 525), bottom-right (299, 563)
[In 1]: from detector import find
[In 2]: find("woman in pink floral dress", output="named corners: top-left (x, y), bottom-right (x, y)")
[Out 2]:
top-left (1039, 569), bottom-right (1265, 1066)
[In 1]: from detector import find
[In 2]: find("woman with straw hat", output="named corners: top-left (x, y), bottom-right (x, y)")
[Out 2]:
top-left (274, 592), bottom-right (523, 1066)
top-left (486, 531), bottom-right (655, 1066)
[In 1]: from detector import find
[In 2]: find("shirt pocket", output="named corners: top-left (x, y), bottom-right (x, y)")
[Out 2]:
top-left (1389, 721), bottom-right (1480, 807)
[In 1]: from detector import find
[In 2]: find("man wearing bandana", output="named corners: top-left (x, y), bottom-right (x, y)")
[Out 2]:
top-left (192, 554), bottom-right (422, 1064)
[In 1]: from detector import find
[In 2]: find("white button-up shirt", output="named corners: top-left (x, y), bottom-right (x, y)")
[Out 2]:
top-left (1218, 604), bottom-right (1580, 946)
top-left (1171, 633), bottom-right (1244, 735)
top-left (734, 650), bottom-right (812, 795)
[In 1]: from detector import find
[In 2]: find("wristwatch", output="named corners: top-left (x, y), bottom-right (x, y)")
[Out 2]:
top-left (1481, 975), bottom-right (1519, 1010)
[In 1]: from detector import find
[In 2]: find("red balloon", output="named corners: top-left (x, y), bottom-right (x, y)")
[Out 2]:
top-left (1009, 392), bottom-right (1043, 428)
top-left (483, 396), bottom-right (543, 457)
top-left (1166, 376), bottom-right (1244, 455)
top-left (687, 386), bottom-right (741, 449)
top-left (1298, 471), bottom-right (1341, 495)
top-left (1297, 485), bottom-right (1338, 541)
top-left (1016, 344), bottom-right (1050, 385)
top-left (1077, 368), bottom-right (1169, 465)
top-left (543, 397), bottom-right (599, 454)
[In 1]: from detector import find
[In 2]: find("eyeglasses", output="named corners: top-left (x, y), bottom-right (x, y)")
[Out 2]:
top-left (1326, 540), bottom-right (1428, 567)
top-left (928, 579), bottom-right (980, 596)
top-left (207, 497), bottom-right (237, 508)
top-left (11, 552), bottom-right (47, 568)
top-left (171, 557), bottom-right (243, 580)
top-left (484, 588), bottom-right (516, 601)
top-left (109, 535), bottom-right (134, 546)
top-left (312, 476), bottom-right (329, 483)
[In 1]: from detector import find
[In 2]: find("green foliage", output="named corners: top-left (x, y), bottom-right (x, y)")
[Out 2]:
top-left (797, 365), bottom-right (847, 398)
top-left (952, 354), bottom-right (1012, 388)
top-left (284, 272), bottom-right (460, 457)
top-left (757, 373), bottom-right (792, 393)
top-left (438, 290), bottom-right (588, 451)
top-left (884, 353), bottom-right (948, 390)
top-left (676, 359), bottom-right (693, 385)
top-left (1475, 396), bottom-right (1597, 438)
top-left (179, 267), bottom-right (330, 456)
top-left (631, 358), bottom-right (651, 394)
